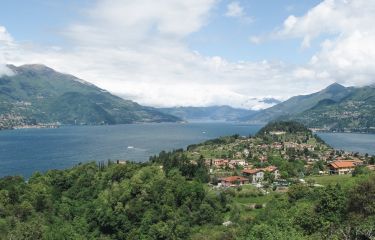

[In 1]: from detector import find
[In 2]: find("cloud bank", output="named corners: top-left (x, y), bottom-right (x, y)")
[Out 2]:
top-left (276, 0), bottom-right (375, 86)
top-left (0, 0), bottom-right (374, 109)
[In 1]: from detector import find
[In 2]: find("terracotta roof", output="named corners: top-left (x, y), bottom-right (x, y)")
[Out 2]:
top-left (242, 169), bottom-right (263, 174)
top-left (264, 166), bottom-right (278, 172)
top-left (242, 166), bottom-right (278, 175)
top-left (222, 176), bottom-right (248, 182)
top-left (329, 160), bottom-right (356, 169)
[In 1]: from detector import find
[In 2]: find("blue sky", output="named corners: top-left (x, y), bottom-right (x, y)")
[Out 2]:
top-left (0, 0), bottom-right (99, 48)
top-left (0, 0), bottom-right (374, 109)
top-left (188, 0), bottom-right (322, 63)
top-left (1, 0), bottom-right (321, 62)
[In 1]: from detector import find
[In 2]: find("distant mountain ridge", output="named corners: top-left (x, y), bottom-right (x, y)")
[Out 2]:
top-left (0, 64), bottom-right (180, 129)
top-left (241, 83), bottom-right (351, 123)
top-left (242, 83), bottom-right (375, 133)
top-left (289, 84), bottom-right (375, 132)
top-left (158, 105), bottom-right (257, 122)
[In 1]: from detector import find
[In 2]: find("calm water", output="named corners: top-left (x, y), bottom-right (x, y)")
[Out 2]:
top-left (0, 123), bottom-right (261, 178)
top-left (317, 132), bottom-right (375, 156)
top-left (0, 123), bottom-right (374, 178)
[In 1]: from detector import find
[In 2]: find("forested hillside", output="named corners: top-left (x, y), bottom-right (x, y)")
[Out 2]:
top-left (242, 83), bottom-right (375, 132)
top-left (0, 64), bottom-right (180, 129)
top-left (0, 161), bottom-right (374, 239)
top-left (289, 85), bottom-right (375, 132)
top-left (0, 162), bottom-right (228, 239)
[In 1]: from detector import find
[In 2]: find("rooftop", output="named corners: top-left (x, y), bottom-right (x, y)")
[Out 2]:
top-left (221, 176), bottom-right (248, 182)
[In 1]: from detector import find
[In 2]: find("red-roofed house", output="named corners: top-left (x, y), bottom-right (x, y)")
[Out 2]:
top-left (220, 176), bottom-right (249, 187)
top-left (328, 160), bottom-right (363, 175)
top-left (242, 166), bottom-right (280, 183)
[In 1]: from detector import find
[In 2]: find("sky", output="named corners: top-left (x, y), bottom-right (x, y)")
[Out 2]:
top-left (0, 0), bottom-right (374, 109)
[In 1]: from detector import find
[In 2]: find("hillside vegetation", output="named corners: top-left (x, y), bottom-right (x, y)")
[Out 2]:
top-left (0, 64), bottom-right (179, 129)
top-left (0, 161), bottom-right (374, 239)
top-left (243, 83), bottom-right (375, 133)
top-left (289, 85), bottom-right (375, 132)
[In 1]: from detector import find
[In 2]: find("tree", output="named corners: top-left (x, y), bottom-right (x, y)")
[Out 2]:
top-left (348, 175), bottom-right (375, 217)
top-left (315, 184), bottom-right (347, 227)
top-left (8, 220), bottom-right (44, 240)
top-left (352, 166), bottom-right (371, 177)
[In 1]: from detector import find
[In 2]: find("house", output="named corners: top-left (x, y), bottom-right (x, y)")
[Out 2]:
top-left (213, 159), bottom-right (229, 168)
top-left (220, 176), bottom-right (249, 187)
top-left (228, 159), bottom-right (247, 169)
top-left (242, 169), bottom-right (264, 183)
top-left (263, 166), bottom-right (280, 179)
top-left (242, 165), bottom-right (280, 184)
top-left (328, 160), bottom-right (363, 175)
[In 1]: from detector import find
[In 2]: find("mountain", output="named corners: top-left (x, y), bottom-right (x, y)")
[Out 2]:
top-left (0, 64), bottom-right (180, 128)
top-left (242, 83), bottom-right (375, 133)
top-left (290, 85), bottom-right (375, 132)
top-left (241, 83), bottom-right (351, 123)
top-left (158, 105), bottom-right (257, 122)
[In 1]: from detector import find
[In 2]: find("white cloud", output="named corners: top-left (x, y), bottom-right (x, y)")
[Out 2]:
top-left (65, 0), bottom-right (216, 44)
top-left (2, 0), bottom-right (298, 110)
top-left (0, 26), bottom-right (15, 76)
top-left (293, 67), bottom-right (316, 79)
top-left (0, 26), bottom-right (13, 44)
top-left (276, 0), bottom-right (375, 86)
top-left (225, 1), bottom-right (253, 23)
top-left (0, 23), bottom-right (310, 109)
top-left (225, 2), bottom-right (244, 18)
top-left (0, 64), bottom-right (14, 77)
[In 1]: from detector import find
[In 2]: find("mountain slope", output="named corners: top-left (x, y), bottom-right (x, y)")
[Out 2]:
top-left (158, 105), bottom-right (257, 122)
top-left (290, 85), bottom-right (375, 132)
top-left (242, 83), bottom-right (374, 132)
top-left (0, 64), bottom-right (180, 128)
top-left (243, 83), bottom-right (352, 123)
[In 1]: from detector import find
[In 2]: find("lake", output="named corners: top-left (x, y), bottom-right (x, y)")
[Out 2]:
top-left (317, 132), bottom-right (375, 156)
top-left (0, 123), bottom-right (260, 178)
top-left (0, 123), bottom-right (374, 178)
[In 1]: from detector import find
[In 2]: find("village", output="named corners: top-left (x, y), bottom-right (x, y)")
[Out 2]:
top-left (186, 128), bottom-right (375, 189)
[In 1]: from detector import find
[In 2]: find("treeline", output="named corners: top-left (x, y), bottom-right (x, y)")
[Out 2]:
top-left (187, 134), bottom-right (241, 151)
top-left (0, 162), bottom-right (229, 239)
top-left (256, 121), bottom-right (312, 136)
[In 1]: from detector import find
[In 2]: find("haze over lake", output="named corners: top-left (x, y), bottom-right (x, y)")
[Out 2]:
top-left (0, 123), bottom-right (374, 178)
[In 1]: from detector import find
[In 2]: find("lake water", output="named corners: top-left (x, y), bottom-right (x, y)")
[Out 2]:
top-left (0, 123), bottom-right (261, 178)
top-left (317, 132), bottom-right (375, 156)
top-left (0, 123), bottom-right (374, 178)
